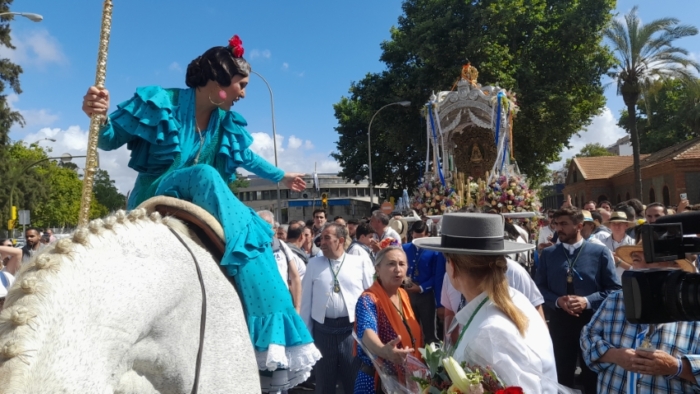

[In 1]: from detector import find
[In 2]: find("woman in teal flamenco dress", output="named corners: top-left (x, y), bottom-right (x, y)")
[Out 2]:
top-left (81, 35), bottom-right (320, 390)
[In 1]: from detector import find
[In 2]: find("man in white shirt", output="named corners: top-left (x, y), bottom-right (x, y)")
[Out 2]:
top-left (538, 209), bottom-right (556, 251)
top-left (300, 223), bottom-right (374, 394)
top-left (594, 210), bottom-right (635, 278)
top-left (345, 222), bottom-right (375, 265)
top-left (257, 210), bottom-right (303, 312)
top-left (369, 210), bottom-right (401, 252)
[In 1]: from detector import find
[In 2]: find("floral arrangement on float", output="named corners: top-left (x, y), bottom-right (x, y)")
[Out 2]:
top-left (411, 178), bottom-right (462, 216)
top-left (476, 173), bottom-right (540, 214)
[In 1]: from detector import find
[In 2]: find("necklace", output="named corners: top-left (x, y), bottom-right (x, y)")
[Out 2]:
top-left (193, 124), bottom-right (204, 165)
top-left (391, 295), bottom-right (416, 349)
top-left (327, 254), bottom-right (347, 293)
top-left (451, 296), bottom-right (489, 357)
top-left (563, 242), bottom-right (586, 283)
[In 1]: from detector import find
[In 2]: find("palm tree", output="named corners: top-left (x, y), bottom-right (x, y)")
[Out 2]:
top-left (605, 6), bottom-right (699, 202)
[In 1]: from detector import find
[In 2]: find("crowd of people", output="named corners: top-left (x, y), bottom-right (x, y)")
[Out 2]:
top-left (2, 27), bottom-right (699, 392)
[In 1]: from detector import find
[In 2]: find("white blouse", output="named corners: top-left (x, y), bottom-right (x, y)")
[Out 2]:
top-left (453, 289), bottom-right (559, 393)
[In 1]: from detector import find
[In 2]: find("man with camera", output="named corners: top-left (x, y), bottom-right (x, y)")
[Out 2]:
top-left (580, 237), bottom-right (700, 392)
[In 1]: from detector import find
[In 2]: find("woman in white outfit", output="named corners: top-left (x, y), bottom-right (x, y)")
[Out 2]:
top-left (414, 213), bottom-right (559, 393)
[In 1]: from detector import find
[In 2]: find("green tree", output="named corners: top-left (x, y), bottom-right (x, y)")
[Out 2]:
top-left (0, 2), bottom-right (24, 147)
top-left (93, 169), bottom-right (126, 212)
top-left (0, 142), bottom-right (51, 227)
top-left (605, 6), bottom-right (699, 201)
top-left (32, 164), bottom-right (107, 229)
top-left (229, 173), bottom-right (249, 194)
top-left (333, 0), bottom-right (615, 194)
top-left (618, 78), bottom-right (700, 153)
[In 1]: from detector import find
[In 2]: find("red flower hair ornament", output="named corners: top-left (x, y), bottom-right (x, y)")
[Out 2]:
top-left (228, 35), bottom-right (244, 58)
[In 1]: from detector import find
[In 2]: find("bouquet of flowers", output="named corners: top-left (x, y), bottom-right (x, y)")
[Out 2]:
top-left (378, 238), bottom-right (400, 249)
top-left (412, 343), bottom-right (522, 394)
top-left (411, 179), bottom-right (462, 215)
top-left (477, 174), bottom-right (539, 214)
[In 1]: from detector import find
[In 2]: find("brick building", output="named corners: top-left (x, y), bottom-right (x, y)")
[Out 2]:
top-left (563, 138), bottom-right (700, 208)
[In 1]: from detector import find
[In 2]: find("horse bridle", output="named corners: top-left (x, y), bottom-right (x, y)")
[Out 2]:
top-left (169, 228), bottom-right (207, 394)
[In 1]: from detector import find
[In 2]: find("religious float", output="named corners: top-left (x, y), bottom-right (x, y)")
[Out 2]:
top-left (411, 63), bottom-right (540, 219)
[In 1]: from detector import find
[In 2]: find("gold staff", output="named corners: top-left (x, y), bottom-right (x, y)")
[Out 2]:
top-left (79, 0), bottom-right (113, 227)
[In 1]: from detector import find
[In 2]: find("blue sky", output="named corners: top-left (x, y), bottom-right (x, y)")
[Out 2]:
top-left (5, 0), bottom-right (700, 192)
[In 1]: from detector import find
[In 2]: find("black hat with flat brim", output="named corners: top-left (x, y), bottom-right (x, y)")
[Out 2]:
top-left (412, 212), bottom-right (535, 255)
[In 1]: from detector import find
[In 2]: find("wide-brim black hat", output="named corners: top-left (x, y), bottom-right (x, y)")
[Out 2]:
top-left (413, 212), bottom-right (535, 255)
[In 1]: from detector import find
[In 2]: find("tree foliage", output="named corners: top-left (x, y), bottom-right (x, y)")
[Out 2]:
top-left (605, 6), bottom-right (699, 201)
top-left (618, 79), bottom-right (700, 153)
top-left (333, 0), bottom-right (615, 194)
top-left (93, 169), bottom-right (126, 212)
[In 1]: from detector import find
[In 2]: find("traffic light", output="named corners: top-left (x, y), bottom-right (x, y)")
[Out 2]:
top-left (7, 219), bottom-right (15, 230)
top-left (11, 206), bottom-right (17, 220)
top-left (321, 192), bottom-right (328, 209)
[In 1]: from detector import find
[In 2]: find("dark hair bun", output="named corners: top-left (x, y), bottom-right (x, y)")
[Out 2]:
top-left (185, 56), bottom-right (208, 88)
top-left (184, 47), bottom-right (251, 89)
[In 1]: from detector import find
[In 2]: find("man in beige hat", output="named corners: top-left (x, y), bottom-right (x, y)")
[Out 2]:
top-left (595, 211), bottom-right (635, 278)
top-left (581, 242), bottom-right (700, 393)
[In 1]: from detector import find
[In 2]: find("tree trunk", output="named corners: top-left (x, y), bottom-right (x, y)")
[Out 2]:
top-left (626, 101), bottom-right (643, 202)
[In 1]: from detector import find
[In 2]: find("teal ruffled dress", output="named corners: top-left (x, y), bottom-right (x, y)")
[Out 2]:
top-left (98, 86), bottom-right (320, 384)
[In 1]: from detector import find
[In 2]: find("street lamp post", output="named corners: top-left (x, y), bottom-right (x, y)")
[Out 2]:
top-left (251, 70), bottom-right (282, 223)
top-left (0, 12), bottom-right (43, 22)
top-left (367, 101), bottom-right (411, 207)
top-left (8, 154), bottom-right (86, 236)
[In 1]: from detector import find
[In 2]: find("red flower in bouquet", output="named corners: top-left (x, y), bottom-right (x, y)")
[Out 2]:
top-left (228, 35), bottom-right (244, 57)
top-left (378, 238), bottom-right (399, 250)
top-left (496, 387), bottom-right (524, 394)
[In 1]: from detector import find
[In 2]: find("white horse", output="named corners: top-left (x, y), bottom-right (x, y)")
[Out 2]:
top-left (0, 208), bottom-right (260, 393)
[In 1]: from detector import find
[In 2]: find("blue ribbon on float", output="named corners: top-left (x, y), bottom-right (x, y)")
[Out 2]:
top-left (427, 104), bottom-right (446, 186)
top-left (500, 100), bottom-right (510, 172)
top-left (494, 92), bottom-right (503, 146)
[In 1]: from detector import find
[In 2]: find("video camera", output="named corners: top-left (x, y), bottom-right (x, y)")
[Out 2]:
top-left (622, 211), bottom-right (700, 324)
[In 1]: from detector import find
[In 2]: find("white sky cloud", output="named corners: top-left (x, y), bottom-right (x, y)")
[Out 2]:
top-left (169, 61), bottom-right (182, 72)
top-left (23, 126), bottom-right (135, 194)
top-left (247, 131), bottom-right (340, 175)
top-left (249, 49), bottom-right (271, 60)
top-left (0, 29), bottom-right (67, 67)
top-left (281, 62), bottom-right (289, 70)
top-left (287, 135), bottom-right (302, 149)
top-left (7, 93), bottom-right (60, 133)
top-left (548, 106), bottom-right (627, 170)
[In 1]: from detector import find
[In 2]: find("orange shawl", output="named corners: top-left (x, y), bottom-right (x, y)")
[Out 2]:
top-left (355, 281), bottom-right (424, 388)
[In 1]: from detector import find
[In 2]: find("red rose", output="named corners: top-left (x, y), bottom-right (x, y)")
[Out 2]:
top-left (228, 35), bottom-right (244, 58)
top-left (496, 387), bottom-right (524, 394)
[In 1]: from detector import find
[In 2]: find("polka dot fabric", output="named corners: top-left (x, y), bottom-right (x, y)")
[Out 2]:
top-left (354, 295), bottom-right (400, 394)
top-left (97, 86), bottom-right (314, 369)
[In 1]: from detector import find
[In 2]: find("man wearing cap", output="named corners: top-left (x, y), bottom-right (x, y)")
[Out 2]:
top-left (581, 210), bottom-right (607, 247)
top-left (580, 240), bottom-right (700, 392)
top-left (596, 211), bottom-right (635, 279)
top-left (535, 207), bottom-right (621, 393)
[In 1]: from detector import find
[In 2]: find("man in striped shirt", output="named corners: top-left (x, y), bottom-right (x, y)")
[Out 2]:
top-left (580, 243), bottom-right (700, 393)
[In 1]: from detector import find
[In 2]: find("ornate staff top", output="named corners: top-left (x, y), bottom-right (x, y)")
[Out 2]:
top-left (78, 0), bottom-right (113, 227)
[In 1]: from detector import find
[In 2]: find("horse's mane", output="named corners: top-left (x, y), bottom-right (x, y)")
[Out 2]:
top-left (0, 208), bottom-right (190, 376)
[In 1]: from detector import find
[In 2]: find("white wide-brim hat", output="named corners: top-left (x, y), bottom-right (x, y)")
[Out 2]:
top-left (413, 212), bottom-right (535, 255)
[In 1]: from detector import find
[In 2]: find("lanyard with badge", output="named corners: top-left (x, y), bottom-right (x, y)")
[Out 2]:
top-left (327, 254), bottom-right (346, 293)
top-left (562, 242), bottom-right (586, 284)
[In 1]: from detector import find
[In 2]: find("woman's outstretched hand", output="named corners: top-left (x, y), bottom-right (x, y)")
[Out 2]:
top-left (380, 336), bottom-right (414, 365)
top-left (282, 173), bottom-right (306, 192)
top-left (82, 86), bottom-right (110, 117)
